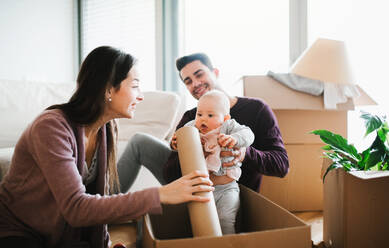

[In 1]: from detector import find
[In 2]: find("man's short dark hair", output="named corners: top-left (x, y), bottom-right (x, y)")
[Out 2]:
top-left (176, 53), bottom-right (214, 72)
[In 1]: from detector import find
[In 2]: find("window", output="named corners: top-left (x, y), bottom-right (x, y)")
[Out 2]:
top-left (181, 0), bottom-right (290, 107)
top-left (308, 0), bottom-right (389, 109)
top-left (80, 0), bottom-right (157, 91)
top-left (308, 0), bottom-right (389, 146)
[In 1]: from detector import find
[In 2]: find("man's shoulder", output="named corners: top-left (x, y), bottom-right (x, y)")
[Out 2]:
top-left (233, 97), bottom-right (269, 113)
top-left (176, 107), bottom-right (197, 129)
top-left (182, 107), bottom-right (197, 118)
top-left (184, 107), bottom-right (197, 114)
top-left (237, 96), bottom-right (267, 106)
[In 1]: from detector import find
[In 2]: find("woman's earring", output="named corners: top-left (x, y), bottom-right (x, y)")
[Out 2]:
top-left (108, 97), bottom-right (112, 102)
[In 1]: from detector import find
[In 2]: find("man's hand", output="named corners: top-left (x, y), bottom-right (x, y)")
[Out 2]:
top-left (218, 133), bottom-right (237, 149)
top-left (170, 134), bottom-right (178, 150)
top-left (221, 147), bottom-right (246, 167)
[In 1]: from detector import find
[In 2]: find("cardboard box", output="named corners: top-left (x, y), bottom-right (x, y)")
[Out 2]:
top-left (260, 144), bottom-right (324, 211)
top-left (274, 110), bottom-right (347, 144)
top-left (322, 159), bottom-right (389, 248)
top-left (142, 185), bottom-right (311, 248)
top-left (243, 75), bottom-right (375, 211)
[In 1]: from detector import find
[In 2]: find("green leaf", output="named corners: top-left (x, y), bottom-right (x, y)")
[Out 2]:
top-left (360, 111), bottom-right (386, 137)
top-left (363, 149), bottom-right (386, 170)
top-left (369, 135), bottom-right (389, 153)
top-left (364, 135), bottom-right (389, 170)
top-left (325, 152), bottom-right (342, 161)
top-left (311, 130), bottom-right (360, 161)
top-left (313, 111), bottom-right (389, 175)
top-left (358, 149), bottom-right (371, 170)
top-left (341, 161), bottom-right (355, 171)
top-left (368, 161), bottom-right (383, 171)
top-left (377, 125), bottom-right (389, 143)
top-left (322, 163), bottom-right (340, 183)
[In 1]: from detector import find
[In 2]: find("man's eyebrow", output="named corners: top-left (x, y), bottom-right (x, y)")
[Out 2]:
top-left (193, 69), bottom-right (203, 75)
top-left (183, 69), bottom-right (204, 82)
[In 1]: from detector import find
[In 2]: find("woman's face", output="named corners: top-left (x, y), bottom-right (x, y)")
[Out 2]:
top-left (107, 66), bottom-right (144, 119)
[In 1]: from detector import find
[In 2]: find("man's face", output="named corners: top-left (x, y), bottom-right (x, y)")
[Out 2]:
top-left (179, 60), bottom-right (218, 100)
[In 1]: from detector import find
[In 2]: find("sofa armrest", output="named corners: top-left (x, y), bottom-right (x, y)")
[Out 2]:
top-left (0, 79), bottom-right (75, 148)
top-left (0, 148), bottom-right (14, 181)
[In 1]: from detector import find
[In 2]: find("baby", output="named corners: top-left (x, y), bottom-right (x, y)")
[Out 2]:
top-left (171, 90), bottom-right (254, 234)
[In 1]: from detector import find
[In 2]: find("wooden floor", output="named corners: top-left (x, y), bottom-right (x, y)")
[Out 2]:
top-left (109, 211), bottom-right (325, 248)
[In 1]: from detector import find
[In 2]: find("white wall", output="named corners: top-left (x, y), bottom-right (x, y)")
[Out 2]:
top-left (0, 0), bottom-right (76, 82)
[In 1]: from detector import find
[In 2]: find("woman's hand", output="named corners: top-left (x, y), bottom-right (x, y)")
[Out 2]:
top-left (221, 147), bottom-right (246, 167)
top-left (158, 170), bottom-right (214, 204)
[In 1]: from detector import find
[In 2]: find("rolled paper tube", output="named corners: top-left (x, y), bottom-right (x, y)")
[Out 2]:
top-left (176, 126), bottom-right (222, 237)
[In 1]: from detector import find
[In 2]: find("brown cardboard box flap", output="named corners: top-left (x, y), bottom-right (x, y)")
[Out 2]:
top-left (323, 163), bottom-right (389, 248)
top-left (260, 144), bottom-right (325, 211)
top-left (243, 75), bottom-right (375, 110)
top-left (274, 110), bottom-right (347, 144)
top-left (354, 85), bottom-right (377, 106)
top-left (143, 185), bottom-right (311, 248)
top-left (321, 157), bottom-right (389, 180)
top-left (348, 170), bottom-right (389, 179)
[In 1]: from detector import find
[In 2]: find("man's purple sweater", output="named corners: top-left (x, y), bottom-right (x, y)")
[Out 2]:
top-left (164, 97), bottom-right (289, 192)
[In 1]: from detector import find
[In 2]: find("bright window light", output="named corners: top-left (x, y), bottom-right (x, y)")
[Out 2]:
top-left (81, 0), bottom-right (156, 91)
top-left (182, 0), bottom-right (289, 107)
top-left (308, 0), bottom-right (389, 147)
top-left (308, 0), bottom-right (389, 110)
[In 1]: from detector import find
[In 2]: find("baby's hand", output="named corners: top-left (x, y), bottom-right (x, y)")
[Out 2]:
top-left (170, 134), bottom-right (178, 150)
top-left (218, 133), bottom-right (237, 149)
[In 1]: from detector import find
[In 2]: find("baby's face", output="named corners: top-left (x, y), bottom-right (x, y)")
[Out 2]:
top-left (195, 97), bottom-right (226, 134)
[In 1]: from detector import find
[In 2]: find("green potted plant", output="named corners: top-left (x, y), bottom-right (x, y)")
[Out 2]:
top-left (311, 111), bottom-right (389, 181)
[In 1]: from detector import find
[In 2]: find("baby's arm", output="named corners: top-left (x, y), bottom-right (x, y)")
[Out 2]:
top-left (223, 119), bottom-right (255, 148)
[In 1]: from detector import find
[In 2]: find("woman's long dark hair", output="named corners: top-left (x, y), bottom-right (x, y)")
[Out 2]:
top-left (48, 46), bottom-right (135, 193)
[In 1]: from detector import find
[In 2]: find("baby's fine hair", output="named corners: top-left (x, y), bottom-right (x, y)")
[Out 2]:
top-left (200, 90), bottom-right (230, 115)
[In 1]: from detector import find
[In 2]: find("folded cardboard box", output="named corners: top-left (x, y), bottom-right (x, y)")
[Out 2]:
top-left (243, 75), bottom-right (375, 211)
top-left (322, 159), bottom-right (389, 248)
top-left (142, 185), bottom-right (311, 248)
top-left (259, 144), bottom-right (324, 211)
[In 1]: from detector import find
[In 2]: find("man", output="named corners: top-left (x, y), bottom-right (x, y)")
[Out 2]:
top-left (117, 53), bottom-right (288, 193)
top-left (163, 53), bottom-right (288, 192)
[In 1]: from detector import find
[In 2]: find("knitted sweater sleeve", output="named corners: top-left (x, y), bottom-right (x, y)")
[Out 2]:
top-left (28, 113), bottom-right (162, 226)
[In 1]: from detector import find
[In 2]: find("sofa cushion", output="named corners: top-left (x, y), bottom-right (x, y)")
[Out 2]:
top-left (117, 91), bottom-right (181, 142)
top-left (0, 79), bottom-right (181, 183)
top-left (0, 79), bottom-right (75, 148)
top-left (0, 147), bottom-right (14, 180)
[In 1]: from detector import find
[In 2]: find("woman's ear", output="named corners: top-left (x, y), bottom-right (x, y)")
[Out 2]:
top-left (224, 114), bottom-right (231, 121)
top-left (105, 87), bottom-right (113, 101)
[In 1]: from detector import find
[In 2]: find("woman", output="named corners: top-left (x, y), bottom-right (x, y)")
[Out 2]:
top-left (0, 46), bottom-right (214, 247)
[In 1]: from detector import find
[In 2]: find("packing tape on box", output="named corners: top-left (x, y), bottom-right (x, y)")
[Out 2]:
top-left (176, 126), bottom-right (223, 237)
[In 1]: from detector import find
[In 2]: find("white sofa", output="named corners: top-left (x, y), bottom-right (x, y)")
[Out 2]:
top-left (0, 79), bottom-right (182, 191)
